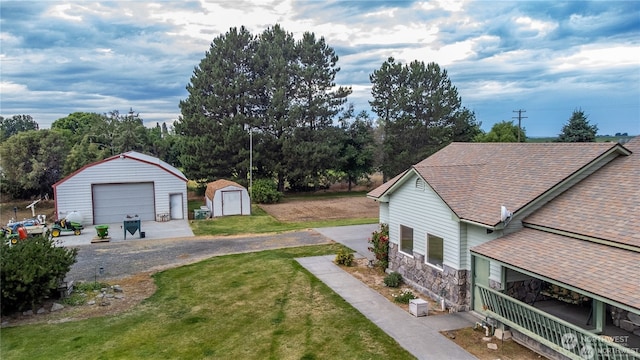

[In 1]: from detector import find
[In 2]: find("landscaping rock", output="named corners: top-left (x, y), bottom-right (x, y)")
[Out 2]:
top-left (482, 336), bottom-right (492, 342)
top-left (51, 303), bottom-right (64, 312)
top-left (487, 343), bottom-right (498, 350)
top-left (37, 307), bottom-right (46, 314)
top-left (112, 285), bottom-right (123, 292)
top-left (22, 310), bottom-right (33, 316)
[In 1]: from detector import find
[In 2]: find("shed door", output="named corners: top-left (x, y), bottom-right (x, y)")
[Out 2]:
top-left (222, 190), bottom-right (242, 216)
top-left (93, 183), bottom-right (155, 224)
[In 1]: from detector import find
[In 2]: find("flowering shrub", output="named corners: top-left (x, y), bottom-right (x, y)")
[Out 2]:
top-left (368, 223), bottom-right (389, 269)
top-left (393, 289), bottom-right (417, 304)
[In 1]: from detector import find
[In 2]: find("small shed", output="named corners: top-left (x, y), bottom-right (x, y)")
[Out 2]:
top-left (53, 151), bottom-right (188, 225)
top-left (205, 180), bottom-right (251, 217)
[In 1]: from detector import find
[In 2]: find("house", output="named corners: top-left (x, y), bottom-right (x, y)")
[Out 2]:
top-left (205, 179), bottom-right (251, 217)
top-left (367, 139), bottom-right (640, 359)
top-left (53, 151), bottom-right (188, 225)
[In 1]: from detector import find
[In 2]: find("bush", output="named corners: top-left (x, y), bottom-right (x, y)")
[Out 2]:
top-left (383, 271), bottom-right (402, 287)
top-left (251, 178), bottom-right (282, 204)
top-left (393, 289), bottom-right (417, 304)
top-left (334, 248), bottom-right (355, 266)
top-left (368, 223), bottom-right (389, 269)
top-left (0, 236), bottom-right (78, 315)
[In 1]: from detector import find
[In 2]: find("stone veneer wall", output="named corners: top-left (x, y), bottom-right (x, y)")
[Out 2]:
top-left (388, 243), bottom-right (470, 311)
top-left (506, 279), bottom-right (545, 304)
top-left (609, 306), bottom-right (640, 336)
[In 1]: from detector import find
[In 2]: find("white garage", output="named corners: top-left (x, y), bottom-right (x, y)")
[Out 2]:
top-left (53, 151), bottom-right (188, 225)
top-left (205, 179), bottom-right (251, 217)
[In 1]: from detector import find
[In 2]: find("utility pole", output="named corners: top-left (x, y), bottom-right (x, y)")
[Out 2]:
top-left (513, 109), bottom-right (527, 142)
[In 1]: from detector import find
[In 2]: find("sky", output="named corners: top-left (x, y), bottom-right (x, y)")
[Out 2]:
top-left (1, 1), bottom-right (639, 137)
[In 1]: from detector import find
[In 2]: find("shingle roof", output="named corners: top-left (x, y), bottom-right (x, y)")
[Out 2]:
top-left (366, 170), bottom-right (407, 199)
top-left (471, 227), bottom-right (640, 309)
top-left (205, 179), bottom-right (245, 200)
top-left (525, 137), bottom-right (640, 247)
top-left (368, 142), bottom-right (626, 226)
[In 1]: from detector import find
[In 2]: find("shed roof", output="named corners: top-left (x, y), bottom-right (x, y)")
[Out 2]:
top-left (205, 179), bottom-right (246, 200)
top-left (53, 151), bottom-right (187, 188)
top-left (368, 142), bottom-right (629, 226)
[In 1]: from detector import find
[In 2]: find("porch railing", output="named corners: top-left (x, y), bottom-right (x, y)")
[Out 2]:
top-left (477, 284), bottom-right (639, 360)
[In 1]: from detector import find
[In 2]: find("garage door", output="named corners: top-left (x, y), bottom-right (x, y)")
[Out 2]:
top-left (93, 183), bottom-right (155, 224)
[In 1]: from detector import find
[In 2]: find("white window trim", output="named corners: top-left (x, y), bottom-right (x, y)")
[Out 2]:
top-left (425, 233), bottom-right (444, 270)
top-left (399, 224), bottom-right (414, 257)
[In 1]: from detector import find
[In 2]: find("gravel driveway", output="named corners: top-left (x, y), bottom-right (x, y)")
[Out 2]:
top-left (66, 230), bottom-right (333, 282)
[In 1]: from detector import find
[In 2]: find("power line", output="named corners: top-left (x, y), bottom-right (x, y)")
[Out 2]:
top-left (513, 109), bottom-right (527, 142)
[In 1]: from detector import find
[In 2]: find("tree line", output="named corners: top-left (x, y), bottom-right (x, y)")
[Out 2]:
top-left (0, 24), bottom-right (602, 200)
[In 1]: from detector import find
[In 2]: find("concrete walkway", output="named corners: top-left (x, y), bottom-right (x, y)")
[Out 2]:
top-left (297, 255), bottom-right (477, 360)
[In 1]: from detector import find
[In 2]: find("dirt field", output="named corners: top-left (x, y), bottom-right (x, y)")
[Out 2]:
top-left (259, 196), bottom-right (379, 221)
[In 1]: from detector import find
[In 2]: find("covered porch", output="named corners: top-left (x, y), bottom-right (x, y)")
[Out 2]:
top-left (477, 283), bottom-right (639, 359)
top-left (470, 228), bottom-right (640, 359)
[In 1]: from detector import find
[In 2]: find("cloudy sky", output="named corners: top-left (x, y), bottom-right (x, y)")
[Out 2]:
top-left (1, 1), bottom-right (639, 137)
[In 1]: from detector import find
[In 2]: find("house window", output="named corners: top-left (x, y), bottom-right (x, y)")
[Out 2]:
top-left (427, 234), bottom-right (443, 269)
top-left (400, 225), bottom-right (414, 255)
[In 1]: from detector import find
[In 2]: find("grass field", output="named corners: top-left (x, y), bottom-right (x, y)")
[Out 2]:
top-left (0, 245), bottom-right (413, 360)
top-left (188, 201), bottom-right (377, 236)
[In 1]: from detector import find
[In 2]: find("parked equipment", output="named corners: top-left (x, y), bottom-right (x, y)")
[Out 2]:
top-left (51, 217), bottom-right (84, 237)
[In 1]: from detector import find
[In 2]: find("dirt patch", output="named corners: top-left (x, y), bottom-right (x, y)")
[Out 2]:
top-left (259, 197), bottom-right (379, 222)
top-left (1, 273), bottom-right (156, 327)
top-left (443, 327), bottom-right (545, 360)
top-left (340, 258), bottom-right (448, 315)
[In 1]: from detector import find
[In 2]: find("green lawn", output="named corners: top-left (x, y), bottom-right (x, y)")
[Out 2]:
top-left (189, 203), bottom-right (377, 236)
top-left (0, 245), bottom-right (414, 360)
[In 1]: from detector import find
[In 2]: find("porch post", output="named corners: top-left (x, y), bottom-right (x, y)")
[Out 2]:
top-left (592, 299), bottom-right (605, 333)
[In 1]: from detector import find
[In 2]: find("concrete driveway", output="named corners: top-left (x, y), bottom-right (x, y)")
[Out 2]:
top-left (313, 223), bottom-right (380, 260)
top-left (55, 220), bottom-right (194, 247)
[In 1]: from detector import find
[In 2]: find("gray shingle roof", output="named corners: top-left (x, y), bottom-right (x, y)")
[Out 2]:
top-left (368, 142), bottom-right (627, 226)
top-left (471, 227), bottom-right (640, 309)
top-left (525, 137), bottom-right (640, 247)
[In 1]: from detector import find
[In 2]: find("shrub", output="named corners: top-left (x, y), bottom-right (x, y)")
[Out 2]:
top-left (383, 271), bottom-right (402, 287)
top-left (368, 223), bottom-right (389, 269)
top-left (0, 236), bottom-right (78, 315)
top-left (334, 248), bottom-right (355, 266)
top-left (251, 178), bottom-right (283, 204)
top-left (393, 289), bottom-right (417, 304)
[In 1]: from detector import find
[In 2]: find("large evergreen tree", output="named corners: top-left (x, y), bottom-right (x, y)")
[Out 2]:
top-left (557, 109), bottom-right (598, 142)
top-left (338, 108), bottom-right (375, 191)
top-left (176, 25), bottom-right (351, 189)
top-left (370, 57), bottom-right (479, 180)
top-left (176, 26), bottom-right (259, 182)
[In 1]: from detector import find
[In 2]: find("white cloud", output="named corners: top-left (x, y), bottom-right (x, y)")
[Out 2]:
top-left (553, 44), bottom-right (640, 72)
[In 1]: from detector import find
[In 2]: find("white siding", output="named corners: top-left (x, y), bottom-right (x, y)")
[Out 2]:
top-left (388, 173), bottom-right (461, 269)
top-left (208, 185), bottom-right (250, 217)
top-left (55, 157), bottom-right (187, 225)
top-left (464, 224), bottom-right (501, 270)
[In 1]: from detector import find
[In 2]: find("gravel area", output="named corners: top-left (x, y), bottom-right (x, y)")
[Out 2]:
top-left (66, 230), bottom-right (333, 282)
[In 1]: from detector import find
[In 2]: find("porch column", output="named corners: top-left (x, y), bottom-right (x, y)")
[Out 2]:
top-left (592, 299), bottom-right (605, 333)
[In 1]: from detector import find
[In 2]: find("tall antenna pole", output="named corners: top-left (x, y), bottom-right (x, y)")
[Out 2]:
top-left (513, 109), bottom-right (527, 142)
